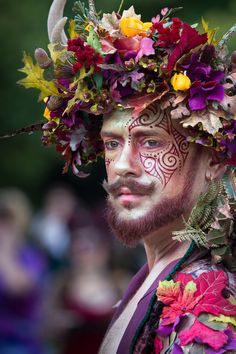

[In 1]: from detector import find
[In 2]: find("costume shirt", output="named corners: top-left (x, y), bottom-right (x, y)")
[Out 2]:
top-left (102, 256), bottom-right (236, 354)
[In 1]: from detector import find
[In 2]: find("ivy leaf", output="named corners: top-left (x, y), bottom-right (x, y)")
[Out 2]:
top-left (18, 52), bottom-right (59, 101)
top-left (181, 109), bottom-right (223, 135)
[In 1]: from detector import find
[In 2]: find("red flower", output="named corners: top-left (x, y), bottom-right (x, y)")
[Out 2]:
top-left (67, 36), bottom-right (104, 73)
top-left (152, 18), bottom-right (183, 47)
top-left (167, 23), bottom-right (207, 72)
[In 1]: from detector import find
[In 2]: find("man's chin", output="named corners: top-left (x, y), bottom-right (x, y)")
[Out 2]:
top-left (106, 189), bottom-right (191, 247)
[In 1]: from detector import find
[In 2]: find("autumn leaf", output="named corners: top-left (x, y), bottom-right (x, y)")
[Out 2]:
top-left (68, 19), bottom-right (77, 39)
top-left (100, 12), bottom-right (120, 37)
top-left (202, 17), bottom-right (221, 46)
top-left (192, 270), bottom-right (236, 317)
top-left (181, 109), bottom-right (222, 135)
top-left (156, 280), bottom-right (181, 305)
top-left (122, 82), bottom-right (169, 118)
top-left (18, 52), bottom-right (59, 101)
top-left (179, 319), bottom-right (228, 350)
top-left (121, 6), bottom-right (141, 20)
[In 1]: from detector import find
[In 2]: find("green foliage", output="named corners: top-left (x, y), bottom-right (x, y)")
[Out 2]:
top-left (73, 1), bottom-right (90, 35)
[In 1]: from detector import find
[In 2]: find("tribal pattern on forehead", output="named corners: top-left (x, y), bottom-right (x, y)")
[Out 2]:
top-left (128, 104), bottom-right (189, 187)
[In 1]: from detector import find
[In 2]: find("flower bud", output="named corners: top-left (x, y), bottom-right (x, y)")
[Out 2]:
top-left (120, 17), bottom-right (144, 37)
top-left (47, 96), bottom-right (64, 111)
top-left (171, 73), bottom-right (191, 91)
top-left (34, 48), bottom-right (52, 69)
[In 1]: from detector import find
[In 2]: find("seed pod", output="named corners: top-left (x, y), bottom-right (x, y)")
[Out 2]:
top-left (231, 51), bottom-right (236, 70)
top-left (34, 48), bottom-right (52, 69)
top-left (47, 96), bottom-right (64, 111)
top-left (231, 51), bottom-right (236, 64)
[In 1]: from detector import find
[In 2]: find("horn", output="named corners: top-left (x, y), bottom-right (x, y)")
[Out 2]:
top-left (51, 17), bottom-right (68, 48)
top-left (47, 0), bottom-right (68, 45)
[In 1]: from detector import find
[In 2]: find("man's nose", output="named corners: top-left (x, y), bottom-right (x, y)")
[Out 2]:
top-left (113, 143), bottom-right (142, 177)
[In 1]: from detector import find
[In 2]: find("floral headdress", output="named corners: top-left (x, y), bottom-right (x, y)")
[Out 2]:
top-left (16, 0), bottom-right (236, 176)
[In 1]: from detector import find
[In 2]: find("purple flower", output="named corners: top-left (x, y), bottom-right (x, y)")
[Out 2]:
top-left (180, 52), bottom-right (225, 110)
top-left (156, 315), bottom-right (182, 337)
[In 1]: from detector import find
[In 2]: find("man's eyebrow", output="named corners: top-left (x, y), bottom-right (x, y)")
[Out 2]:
top-left (100, 131), bottom-right (122, 138)
top-left (131, 127), bottom-right (167, 138)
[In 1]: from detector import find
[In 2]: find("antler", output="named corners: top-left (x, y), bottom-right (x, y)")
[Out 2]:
top-left (47, 0), bottom-right (68, 47)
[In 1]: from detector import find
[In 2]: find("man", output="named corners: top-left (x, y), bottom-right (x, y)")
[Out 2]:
top-left (98, 104), bottom-right (236, 353)
top-left (17, 0), bottom-right (236, 352)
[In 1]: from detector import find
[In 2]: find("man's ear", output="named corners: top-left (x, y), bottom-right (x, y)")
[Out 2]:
top-left (205, 151), bottom-right (226, 181)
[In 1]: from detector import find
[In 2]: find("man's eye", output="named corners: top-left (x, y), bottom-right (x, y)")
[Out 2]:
top-left (104, 141), bottom-right (119, 150)
top-left (142, 140), bottom-right (162, 148)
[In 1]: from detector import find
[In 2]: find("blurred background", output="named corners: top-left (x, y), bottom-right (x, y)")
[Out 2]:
top-left (0, 0), bottom-right (236, 353)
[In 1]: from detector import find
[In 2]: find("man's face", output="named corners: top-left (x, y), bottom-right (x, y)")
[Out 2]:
top-left (101, 103), bottom-right (199, 245)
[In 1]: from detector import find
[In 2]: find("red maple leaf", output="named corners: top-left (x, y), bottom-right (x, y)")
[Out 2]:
top-left (159, 270), bottom-right (236, 326)
top-left (192, 270), bottom-right (236, 316)
top-left (167, 23), bottom-right (207, 73)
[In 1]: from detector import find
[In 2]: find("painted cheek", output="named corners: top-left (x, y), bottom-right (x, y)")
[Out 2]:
top-left (127, 104), bottom-right (189, 188)
top-left (139, 143), bottom-right (181, 188)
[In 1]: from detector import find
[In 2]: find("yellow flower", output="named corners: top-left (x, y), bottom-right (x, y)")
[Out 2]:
top-left (142, 22), bottom-right (152, 32)
top-left (171, 73), bottom-right (191, 91)
top-left (120, 17), bottom-right (151, 37)
top-left (43, 106), bottom-right (51, 120)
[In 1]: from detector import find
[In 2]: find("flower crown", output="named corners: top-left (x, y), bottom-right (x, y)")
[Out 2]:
top-left (17, 0), bottom-right (236, 176)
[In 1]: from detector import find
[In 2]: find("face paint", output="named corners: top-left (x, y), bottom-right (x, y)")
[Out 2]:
top-left (101, 104), bottom-right (197, 243)
top-left (127, 104), bottom-right (189, 187)
top-left (105, 158), bottom-right (113, 168)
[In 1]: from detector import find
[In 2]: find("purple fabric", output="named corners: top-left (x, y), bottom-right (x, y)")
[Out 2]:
top-left (108, 263), bottom-right (149, 329)
top-left (109, 259), bottom-right (179, 354)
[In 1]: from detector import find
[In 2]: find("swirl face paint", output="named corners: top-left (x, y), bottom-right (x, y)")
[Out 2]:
top-left (127, 104), bottom-right (189, 188)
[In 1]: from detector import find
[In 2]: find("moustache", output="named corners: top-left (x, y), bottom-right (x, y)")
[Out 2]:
top-left (102, 177), bottom-right (155, 197)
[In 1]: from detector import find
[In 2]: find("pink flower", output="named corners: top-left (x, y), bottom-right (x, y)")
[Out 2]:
top-left (135, 38), bottom-right (155, 62)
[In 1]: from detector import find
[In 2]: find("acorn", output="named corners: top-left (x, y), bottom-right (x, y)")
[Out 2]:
top-left (34, 48), bottom-right (52, 69)
top-left (47, 96), bottom-right (64, 111)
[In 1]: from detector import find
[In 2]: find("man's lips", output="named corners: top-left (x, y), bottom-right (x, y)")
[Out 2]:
top-left (116, 187), bottom-right (145, 204)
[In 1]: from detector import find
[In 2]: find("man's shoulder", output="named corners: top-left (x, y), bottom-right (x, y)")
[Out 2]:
top-left (176, 258), bottom-right (236, 294)
top-left (153, 259), bottom-right (236, 353)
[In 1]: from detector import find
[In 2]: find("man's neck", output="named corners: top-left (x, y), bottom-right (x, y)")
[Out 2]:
top-left (143, 220), bottom-right (191, 271)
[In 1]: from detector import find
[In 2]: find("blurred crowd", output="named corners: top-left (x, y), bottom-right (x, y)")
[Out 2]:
top-left (0, 184), bottom-right (145, 354)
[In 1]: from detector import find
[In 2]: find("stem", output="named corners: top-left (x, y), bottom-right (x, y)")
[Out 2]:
top-left (88, 0), bottom-right (96, 16)
top-left (117, 0), bottom-right (125, 15)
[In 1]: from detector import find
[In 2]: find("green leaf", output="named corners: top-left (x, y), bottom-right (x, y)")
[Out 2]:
top-left (87, 26), bottom-right (102, 53)
top-left (209, 314), bottom-right (236, 327)
top-left (198, 313), bottom-right (227, 331)
top-left (18, 52), bottom-right (59, 101)
top-left (94, 73), bottom-right (103, 90)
